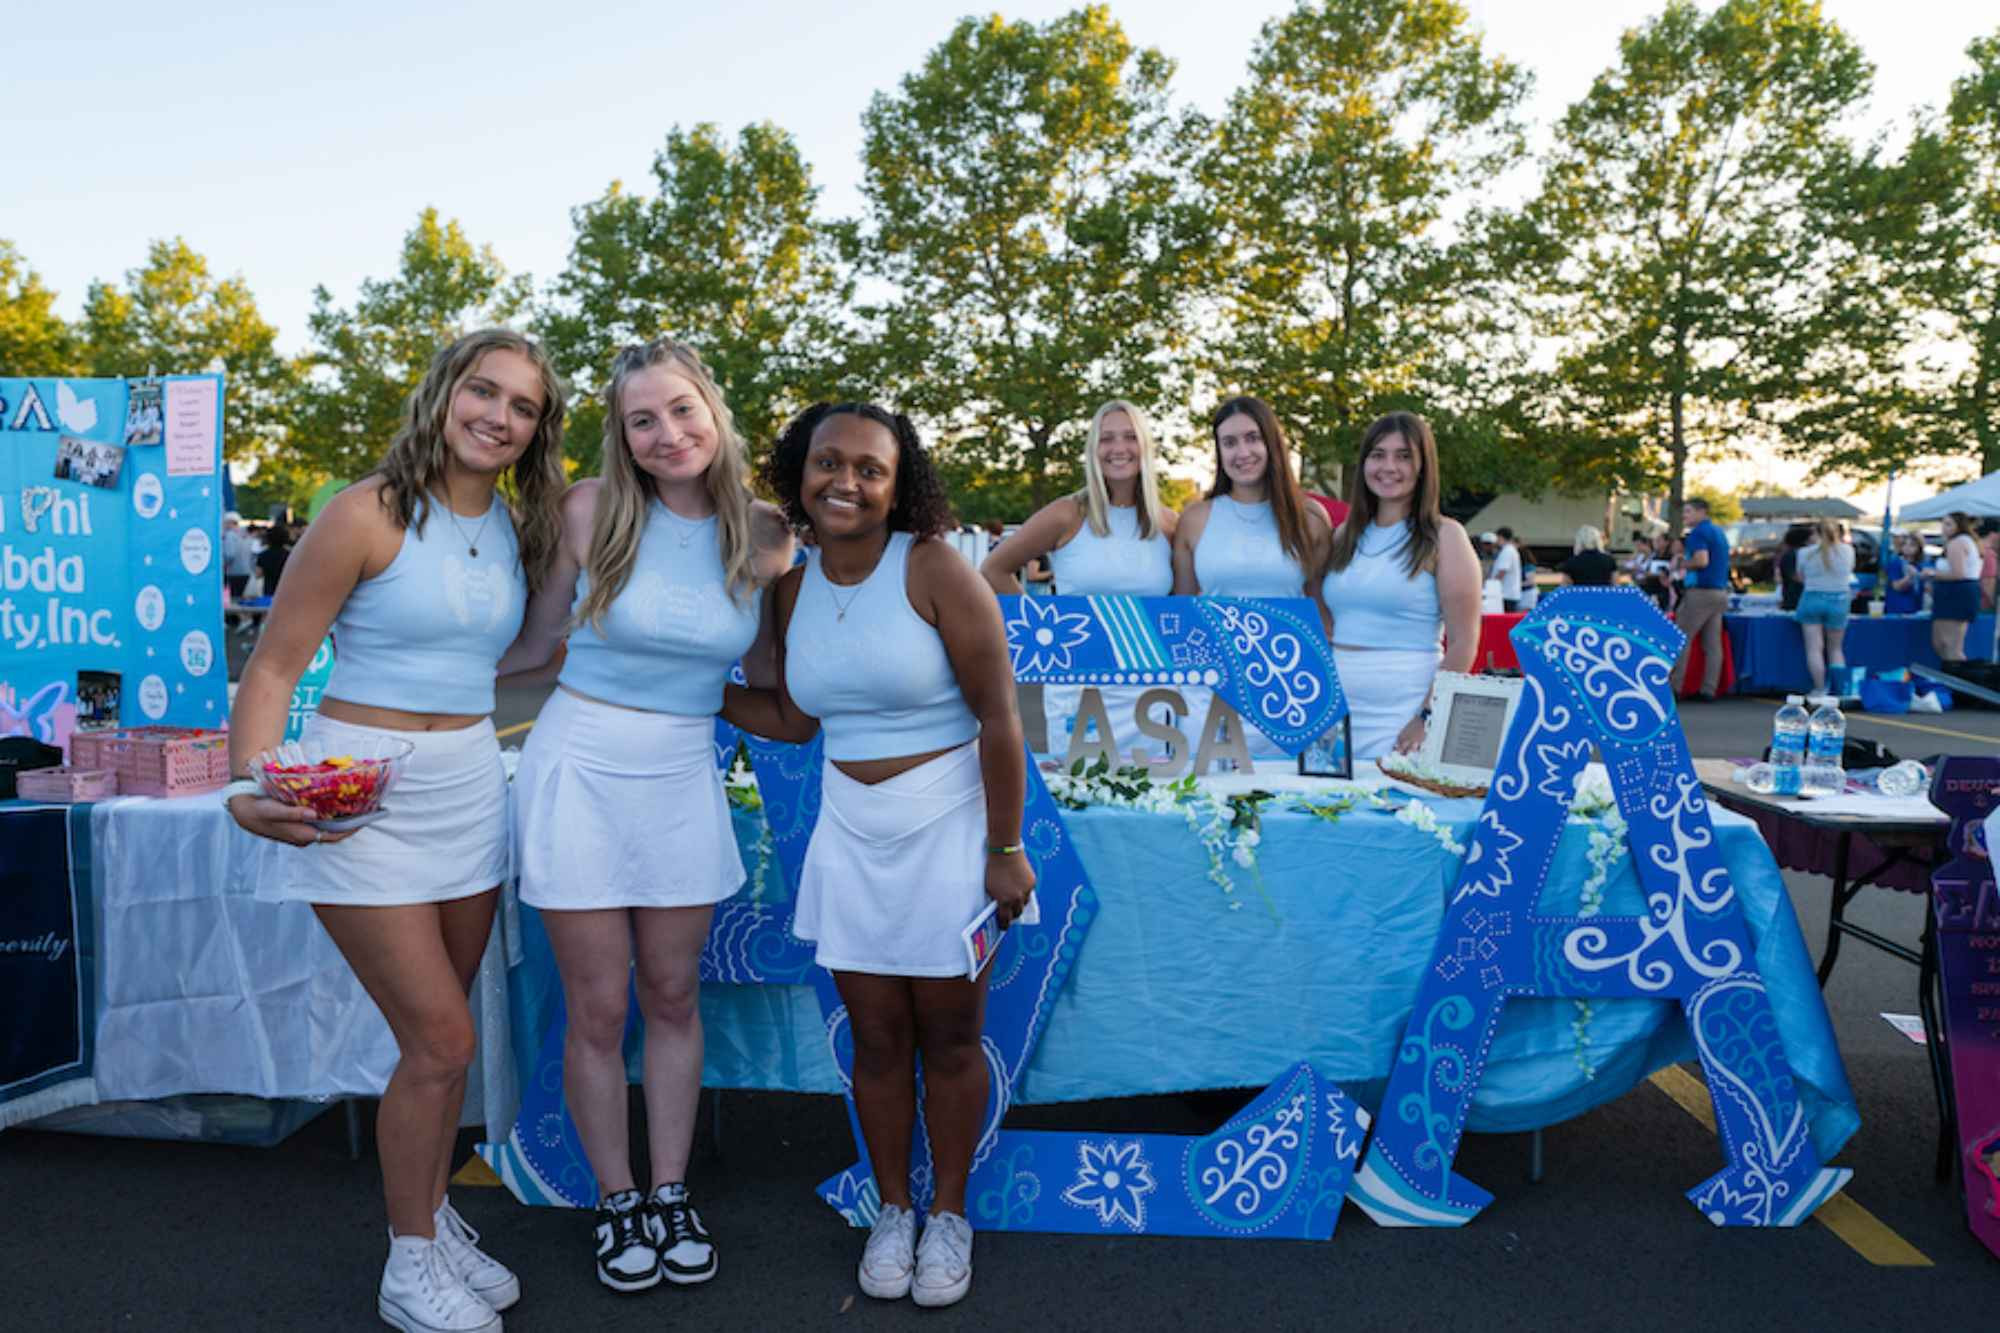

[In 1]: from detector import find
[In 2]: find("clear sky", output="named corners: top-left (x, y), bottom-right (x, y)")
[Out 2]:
top-left (7, 1), bottom-right (1993, 502)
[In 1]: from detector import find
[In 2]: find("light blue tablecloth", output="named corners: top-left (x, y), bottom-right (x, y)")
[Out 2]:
top-left (1728, 612), bottom-right (1995, 695)
top-left (507, 794), bottom-right (1859, 1158)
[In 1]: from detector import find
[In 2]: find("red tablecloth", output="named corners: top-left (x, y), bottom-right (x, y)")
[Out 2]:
top-left (1675, 619), bottom-right (1736, 697)
top-left (1472, 610), bottom-right (1735, 695)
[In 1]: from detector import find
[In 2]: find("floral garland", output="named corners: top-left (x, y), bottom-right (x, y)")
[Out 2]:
top-left (1569, 799), bottom-right (1630, 1080)
top-left (724, 760), bottom-right (776, 901)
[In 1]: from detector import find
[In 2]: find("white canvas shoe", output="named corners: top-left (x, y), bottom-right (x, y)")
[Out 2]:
top-left (856, 1204), bottom-right (916, 1300)
top-left (378, 1234), bottom-right (501, 1333)
top-left (912, 1211), bottom-right (973, 1309)
top-left (433, 1198), bottom-right (520, 1312)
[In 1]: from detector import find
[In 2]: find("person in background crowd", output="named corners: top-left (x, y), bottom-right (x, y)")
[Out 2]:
top-left (1777, 527), bottom-right (1809, 611)
top-left (1172, 396), bottom-right (1329, 598)
top-left (1621, 530), bottom-right (1653, 585)
top-left (1639, 533), bottom-right (1674, 613)
top-left (1795, 517), bottom-right (1854, 696)
top-left (1669, 497), bottom-right (1731, 702)
top-left (1476, 530), bottom-right (1498, 582)
top-left (1558, 526), bottom-right (1618, 587)
top-left (982, 401), bottom-right (1177, 756)
top-left (1490, 527), bottom-right (1523, 612)
top-left (497, 340), bottom-right (793, 1295)
top-left (222, 512), bottom-right (254, 627)
top-left (225, 329), bottom-right (567, 1333)
top-left (1881, 531), bottom-right (1924, 615)
top-left (1928, 512), bottom-right (1983, 663)
top-left (1980, 519), bottom-right (1999, 612)
top-left (727, 402), bottom-right (1034, 1310)
top-left (1315, 412), bottom-right (1480, 759)
top-left (1517, 540), bottom-right (1540, 611)
top-left (255, 521), bottom-right (295, 598)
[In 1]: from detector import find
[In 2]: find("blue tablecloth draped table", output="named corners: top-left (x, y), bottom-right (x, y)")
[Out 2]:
top-left (1726, 612), bottom-right (1995, 696)
top-left (503, 790), bottom-right (1859, 1160)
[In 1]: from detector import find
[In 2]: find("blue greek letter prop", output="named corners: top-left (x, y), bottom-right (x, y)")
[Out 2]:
top-left (1350, 589), bottom-right (1852, 1227)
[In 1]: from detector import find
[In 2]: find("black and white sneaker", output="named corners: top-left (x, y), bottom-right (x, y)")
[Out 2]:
top-left (594, 1189), bottom-right (661, 1293)
top-left (645, 1183), bottom-right (718, 1285)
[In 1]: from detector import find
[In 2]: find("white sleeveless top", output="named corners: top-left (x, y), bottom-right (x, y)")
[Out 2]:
top-left (1320, 520), bottom-right (1443, 651)
top-left (1048, 503), bottom-right (1173, 596)
top-left (1192, 495), bottom-right (1306, 597)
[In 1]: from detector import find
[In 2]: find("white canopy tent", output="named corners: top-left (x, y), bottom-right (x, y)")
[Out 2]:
top-left (1899, 470), bottom-right (2000, 520)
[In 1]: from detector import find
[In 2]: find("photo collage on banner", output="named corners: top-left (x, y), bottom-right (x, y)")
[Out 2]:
top-left (484, 595), bottom-right (1372, 1240)
top-left (0, 376), bottom-right (227, 751)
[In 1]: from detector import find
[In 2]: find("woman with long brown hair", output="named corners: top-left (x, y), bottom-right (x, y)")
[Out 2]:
top-left (498, 339), bottom-right (793, 1294)
top-left (226, 329), bottom-right (567, 1333)
top-left (1927, 512), bottom-right (1983, 662)
top-left (1314, 412), bottom-right (1481, 760)
top-left (1170, 395), bottom-right (1328, 598)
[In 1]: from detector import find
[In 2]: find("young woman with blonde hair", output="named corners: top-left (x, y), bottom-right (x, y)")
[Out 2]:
top-left (1794, 517), bottom-right (1854, 694)
top-left (981, 400), bottom-right (1178, 755)
top-left (227, 328), bottom-right (567, 1333)
top-left (499, 339), bottom-right (792, 1294)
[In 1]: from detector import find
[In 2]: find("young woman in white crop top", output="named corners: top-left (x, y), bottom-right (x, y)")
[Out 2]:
top-left (494, 340), bottom-right (793, 1294)
top-left (225, 330), bottom-right (568, 1333)
top-left (1314, 412), bottom-right (1481, 760)
top-left (980, 400), bottom-right (1178, 758)
top-left (1171, 395), bottom-right (1330, 598)
top-left (724, 402), bottom-right (1033, 1310)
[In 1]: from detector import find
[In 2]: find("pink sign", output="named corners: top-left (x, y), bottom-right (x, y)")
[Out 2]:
top-left (164, 379), bottom-right (217, 477)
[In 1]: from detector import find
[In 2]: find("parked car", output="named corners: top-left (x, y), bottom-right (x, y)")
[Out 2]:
top-left (1729, 521), bottom-right (1878, 584)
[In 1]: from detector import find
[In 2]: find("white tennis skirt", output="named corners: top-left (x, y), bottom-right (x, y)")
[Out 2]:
top-left (256, 713), bottom-right (509, 906)
top-left (1335, 646), bottom-right (1442, 761)
top-left (794, 742), bottom-right (1037, 978)
top-left (513, 688), bottom-right (743, 912)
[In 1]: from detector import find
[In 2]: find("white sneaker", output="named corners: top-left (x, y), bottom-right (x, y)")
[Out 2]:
top-left (379, 1234), bottom-right (502, 1333)
top-left (594, 1189), bottom-right (661, 1293)
top-left (644, 1183), bottom-right (718, 1285)
top-left (912, 1211), bottom-right (973, 1309)
top-left (856, 1204), bottom-right (916, 1300)
top-left (433, 1198), bottom-right (520, 1312)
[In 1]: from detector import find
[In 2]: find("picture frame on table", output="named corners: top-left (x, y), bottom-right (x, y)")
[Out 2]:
top-left (1297, 715), bottom-right (1353, 779)
top-left (1418, 671), bottom-right (1526, 787)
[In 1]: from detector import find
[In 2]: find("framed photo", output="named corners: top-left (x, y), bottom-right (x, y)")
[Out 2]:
top-left (1297, 715), bottom-right (1353, 779)
top-left (123, 379), bottom-right (163, 445)
top-left (1418, 671), bottom-right (1526, 787)
top-left (76, 671), bottom-right (123, 730)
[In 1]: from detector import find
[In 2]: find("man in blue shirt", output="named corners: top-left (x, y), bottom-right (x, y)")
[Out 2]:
top-left (1669, 497), bottom-right (1731, 701)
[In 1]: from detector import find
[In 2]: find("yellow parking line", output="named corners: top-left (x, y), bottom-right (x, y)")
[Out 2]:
top-left (1646, 1066), bottom-right (1931, 1267)
top-left (1848, 714), bottom-right (1997, 746)
top-left (495, 721), bottom-right (533, 739)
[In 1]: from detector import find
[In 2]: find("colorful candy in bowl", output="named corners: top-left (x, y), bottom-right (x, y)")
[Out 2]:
top-left (254, 735), bottom-right (416, 826)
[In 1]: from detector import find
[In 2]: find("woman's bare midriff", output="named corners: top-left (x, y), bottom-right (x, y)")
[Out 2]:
top-left (317, 697), bottom-right (488, 733)
top-left (832, 743), bottom-right (960, 786)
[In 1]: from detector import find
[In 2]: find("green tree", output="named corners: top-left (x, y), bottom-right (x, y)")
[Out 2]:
top-left (0, 241), bottom-right (78, 376)
top-left (80, 238), bottom-right (294, 469)
top-left (1795, 30), bottom-right (2000, 481)
top-left (1200, 0), bottom-right (1537, 495)
top-left (855, 7), bottom-right (1210, 508)
top-left (1523, 0), bottom-right (1872, 531)
top-left (283, 209), bottom-right (530, 499)
top-left (541, 122), bottom-right (850, 473)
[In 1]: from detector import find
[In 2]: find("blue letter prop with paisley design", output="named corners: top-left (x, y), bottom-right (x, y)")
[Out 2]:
top-left (1350, 589), bottom-right (1852, 1228)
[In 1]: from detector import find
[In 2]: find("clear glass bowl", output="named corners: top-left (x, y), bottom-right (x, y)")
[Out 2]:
top-left (253, 735), bottom-right (416, 820)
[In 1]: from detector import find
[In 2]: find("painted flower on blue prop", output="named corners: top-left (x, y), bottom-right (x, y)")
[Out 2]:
top-left (1061, 1139), bottom-right (1157, 1232)
top-left (1007, 597), bottom-right (1096, 678)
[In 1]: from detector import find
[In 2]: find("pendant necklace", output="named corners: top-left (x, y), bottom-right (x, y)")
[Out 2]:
top-left (826, 577), bottom-right (867, 622)
top-left (444, 497), bottom-right (493, 558)
top-left (659, 504), bottom-right (706, 549)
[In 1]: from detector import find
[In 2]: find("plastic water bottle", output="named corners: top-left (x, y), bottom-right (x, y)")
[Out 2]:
top-left (1770, 695), bottom-right (1809, 768)
top-left (1801, 695), bottom-right (1846, 797)
top-left (1745, 762), bottom-right (1803, 796)
top-left (1876, 759), bottom-right (1928, 798)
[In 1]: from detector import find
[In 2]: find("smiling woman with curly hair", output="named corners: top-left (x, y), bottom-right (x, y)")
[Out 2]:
top-left (728, 401), bottom-right (1032, 1310)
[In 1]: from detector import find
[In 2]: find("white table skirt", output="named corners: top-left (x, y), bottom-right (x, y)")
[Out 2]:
top-left (84, 792), bottom-right (516, 1138)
